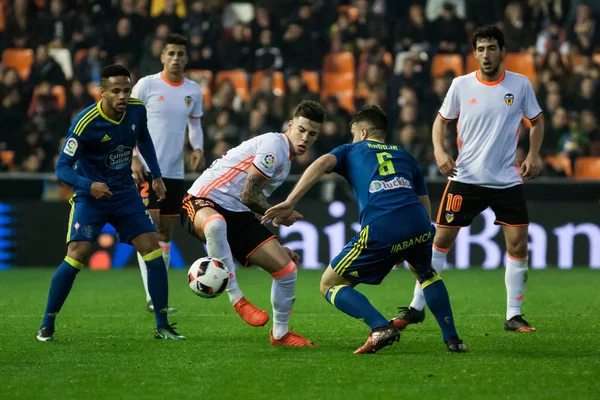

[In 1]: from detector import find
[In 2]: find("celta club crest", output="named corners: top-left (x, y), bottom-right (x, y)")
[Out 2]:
top-left (504, 93), bottom-right (514, 106)
top-left (185, 95), bottom-right (192, 107)
top-left (445, 212), bottom-right (455, 223)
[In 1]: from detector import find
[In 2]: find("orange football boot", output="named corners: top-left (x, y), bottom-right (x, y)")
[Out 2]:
top-left (270, 329), bottom-right (317, 347)
top-left (233, 297), bottom-right (269, 327)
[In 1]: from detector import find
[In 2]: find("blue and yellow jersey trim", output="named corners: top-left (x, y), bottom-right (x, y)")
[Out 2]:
top-left (334, 225), bottom-right (369, 275)
top-left (128, 97), bottom-right (145, 106)
top-left (73, 106), bottom-right (100, 136)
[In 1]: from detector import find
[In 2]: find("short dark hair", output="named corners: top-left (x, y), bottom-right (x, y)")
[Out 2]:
top-left (350, 105), bottom-right (388, 139)
top-left (100, 64), bottom-right (131, 87)
top-left (164, 33), bottom-right (188, 49)
top-left (472, 25), bottom-right (505, 50)
top-left (293, 100), bottom-right (325, 124)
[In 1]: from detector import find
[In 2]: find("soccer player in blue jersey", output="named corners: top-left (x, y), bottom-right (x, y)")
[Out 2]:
top-left (263, 105), bottom-right (466, 354)
top-left (36, 65), bottom-right (185, 342)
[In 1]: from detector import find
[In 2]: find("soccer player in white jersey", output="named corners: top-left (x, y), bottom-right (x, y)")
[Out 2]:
top-left (131, 34), bottom-right (206, 313)
top-left (396, 26), bottom-right (545, 332)
top-left (181, 101), bottom-right (325, 346)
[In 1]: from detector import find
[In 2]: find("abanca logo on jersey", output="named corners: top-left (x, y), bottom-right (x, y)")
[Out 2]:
top-left (369, 176), bottom-right (412, 193)
top-left (106, 145), bottom-right (133, 170)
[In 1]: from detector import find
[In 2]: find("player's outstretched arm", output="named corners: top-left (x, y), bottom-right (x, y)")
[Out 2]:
top-left (521, 115), bottom-right (545, 180)
top-left (432, 115), bottom-right (457, 178)
top-left (262, 154), bottom-right (337, 224)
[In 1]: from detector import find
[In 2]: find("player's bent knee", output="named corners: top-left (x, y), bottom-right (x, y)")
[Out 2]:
top-left (198, 214), bottom-right (226, 239)
top-left (433, 227), bottom-right (459, 249)
top-left (66, 241), bottom-right (92, 265)
top-left (271, 260), bottom-right (297, 280)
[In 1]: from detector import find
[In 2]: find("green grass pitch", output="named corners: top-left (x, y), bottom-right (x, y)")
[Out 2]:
top-left (1, 267), bottom-right (598, 400)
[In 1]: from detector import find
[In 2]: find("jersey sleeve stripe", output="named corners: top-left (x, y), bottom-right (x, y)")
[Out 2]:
top-left (196, 156), bottom-right (255, 198)
top-left (526, 111), bottom-right (542, 122)
top-left (74, 110), bottom-right (99, 136)
top-left (129, 97), bottom-right (144, 103)
top-left (251, 164), bottom-right (271, 180)
top-left (438, 112), bottom-right (456, 122)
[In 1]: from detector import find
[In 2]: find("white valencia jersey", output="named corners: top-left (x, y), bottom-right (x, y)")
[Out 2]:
top-left (439, 70), bottom-right (542, 188)
top-left (132, 72), bottom-right (203, 179)
top-left (188, 132), bottom-right (293, 212)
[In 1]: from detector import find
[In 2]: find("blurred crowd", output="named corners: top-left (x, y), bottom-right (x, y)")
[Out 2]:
top-left (0, 0), bottom-right (599, 178)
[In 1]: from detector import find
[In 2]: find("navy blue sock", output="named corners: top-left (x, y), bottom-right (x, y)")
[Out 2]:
top-left (422, 277), bottom-right (458, 342)
top-left (40, 258), bottom-right (82, 330)
top-left (144, 249), bottom-right (169, 329)
top-left (326, 285), bottom-right (389, 330)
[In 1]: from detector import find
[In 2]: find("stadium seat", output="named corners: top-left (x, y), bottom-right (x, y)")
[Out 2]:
top-left (202, 88), bottom-right (212, 109)
top-left (323, 52), bottom-right (355, 74)
top-left (337, 5), bottom-right (358, 22)
top-left (151, 0), bottom-right (186, 18)
top-left (545, 155), bottom-right (572, 177)
top-left (88, 84), bottom-right (101, 102)
top-left (431, 54), bottom-right (464, 78)
top-left (0, 3), bottom-right (5, 32)
top-left (465, 55), bottom-right (479, 73)
top-left (215, 70), bottom-right (249, 101)
top-left (185, 69), bottom-right (213, 90)
top-left (301, 70), bottom-right (320, 93)
top-left (74, 49), bottom-right (88, 66)
top-left (383, 52), bottom-right (393, 68)
top-left (504, 53), bottom-right (536, 84)
top-left (593, 53), bottom-right (600, 66)
top-left (0, 150), bottom-right (15, 170)
top-left (335, 91), bottom-right (355, 114)
top-left (321, 72), bottom-right (355, 99)
top-left (251, 71), bottom-right (285, 96)
top-left (465, 53), bottom-right (536, 83)
top-left (574, 157), bottom-right (600, 179)
top-left (2, 48), bottom-right (34, 80)
top-left (31, 85), bottom-right (67, 110)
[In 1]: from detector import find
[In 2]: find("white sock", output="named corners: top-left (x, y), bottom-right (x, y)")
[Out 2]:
top-left (137, 252), bottom-right (151, 302)
top-left (203, 216), bottom-right (243, 305)
top-left (409, 246), bottom-right (448, 311)
top-left (159, 241), bottom-right (171, 270)
top-left (505, 256), bottom-right (528, 320)
top-left (271, 262), bottom-right (297, 339)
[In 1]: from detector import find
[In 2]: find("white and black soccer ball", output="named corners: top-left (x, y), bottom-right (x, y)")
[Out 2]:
top-left (188, 257), bottom-right (229, 298)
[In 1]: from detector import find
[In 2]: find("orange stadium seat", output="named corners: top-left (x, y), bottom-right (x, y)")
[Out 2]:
top-left (2, 48), bottom-right (34, 80)
top-left (546, 155), bottom-right (572, 177)
top-left (321, 72), bottom-right (354, 99)
top-left (0, 150), bottom-right (15, 170)
top-left (431, 54), bottom-right (464, 78)
top-left (88, 84), bottom-right (101, 101)
top-left (202, 88), bottom-right (212, 109)
top-left (465, 54), bottom-right (478, 73)
top-left (301, 70), bottom-right (320, 93)
top-left (31, 85), bottom-right (67, 110)
top-left (574, 157), bottom-right (600, 179)
top-left (337, 5), bottom-right (358, 22)
top-left (185, 69), bottom-right (213, 89)
top-left (74, 49), bottom-right (88, 66)
top-left (383, 52), bottom-right (393, 68)
top-left (0, 4), bottom-right (5, 32)
top-left (215, 70), bottom-right (249, 101)
top-left (504, 53), bottom-right (536, 84)
top-left (465, 53), bottom-right (536, 83)
top-left (335, 91), bottom-right (355, 114)
top-left (323, 52), bottom-right (355, 73)
top-left (251, 71), bottom-right (285, 95)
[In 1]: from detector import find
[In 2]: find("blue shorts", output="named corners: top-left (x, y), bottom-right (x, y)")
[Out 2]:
top-left (330, 205), bottom-right (437, 285)
top-left (66, 189), bottom-right (156, 244)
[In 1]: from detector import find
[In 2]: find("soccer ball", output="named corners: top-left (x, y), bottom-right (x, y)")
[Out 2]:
top-left (187, 257), bottom-right (230, 298)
